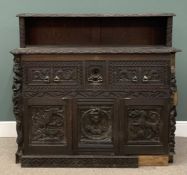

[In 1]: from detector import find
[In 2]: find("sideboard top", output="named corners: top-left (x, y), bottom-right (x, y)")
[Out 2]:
top-left (11, 46), bottom-right (180, 55)
top-left (17, 13), bottom-right (176, 17)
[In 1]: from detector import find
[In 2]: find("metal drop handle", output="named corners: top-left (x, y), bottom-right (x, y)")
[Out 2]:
top-left (44, 75), bottom-right (50, 83)
top-left (53, 75), bottom-right (60, 82)
top-left (132, 75), bottom-right (138, 82)
top-left (142, 75), bottom-right (149, 82)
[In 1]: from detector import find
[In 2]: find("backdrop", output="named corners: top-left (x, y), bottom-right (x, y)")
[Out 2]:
top-left (0, 0), bottom-right (186, 121)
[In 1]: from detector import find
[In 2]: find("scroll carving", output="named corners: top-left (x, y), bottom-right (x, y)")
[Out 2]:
top-left (12, 57), bottom-right (23, 163)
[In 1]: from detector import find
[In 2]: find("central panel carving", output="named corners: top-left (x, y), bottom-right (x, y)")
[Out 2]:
top-left (31, 106), bottom-right (65, 144)
top-left (78, 104), bottom-right (113, 144)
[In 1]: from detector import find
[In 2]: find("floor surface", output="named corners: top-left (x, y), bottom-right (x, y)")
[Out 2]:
top-left (0, 137), bottom-right (187, 175)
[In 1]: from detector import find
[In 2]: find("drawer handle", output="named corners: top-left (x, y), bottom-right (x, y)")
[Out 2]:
top-left (142, 75), bottom-right (149, 82)
top-left (132, 75), bottom-right (138, 82)
top-left (44, 75), bottom-right (50, 83)
top-left (53, 75), bottom-right (60, 82)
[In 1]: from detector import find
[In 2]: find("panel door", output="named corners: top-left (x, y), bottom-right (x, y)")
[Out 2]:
top-left (120, 98), bottom-right (169, 155)
top-left (23, 97), bottom-right (72, 155)
top-left (73, 99), bottom-right (119, 155)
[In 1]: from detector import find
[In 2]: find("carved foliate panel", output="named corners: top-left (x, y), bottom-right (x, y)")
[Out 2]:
top-left (85, 61), bottom-right (106, 89)
top-left (26, 67), bottom-right (51, 84)
top-left (52, 62), bottom-right (83, 87)
top-left (30, 106), bottom-right (65, 144)
top-left (127, 108), bottom-right (161, 143)
top-left (23, 61), bottom-right (83, 88)
top-left (141, 67), bottom-right (165, 84)
top-left (109, 60), bottom-right (170, 88)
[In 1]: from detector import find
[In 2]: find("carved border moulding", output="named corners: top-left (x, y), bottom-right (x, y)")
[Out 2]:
top-left (22, 90), bottom-right (170, 99)
top-left (12, 56), bottom-right (23, 163)
top-left (21, 155), bottom-right (138, 167)
top-left (169, 71), bottom-right (177, 163)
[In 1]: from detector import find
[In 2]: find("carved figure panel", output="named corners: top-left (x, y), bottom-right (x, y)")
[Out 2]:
top-left (30, 106), bottom-right (65, 144)
top-left (78, 104), bottom-right (113, 144)
top-left (127, 108), bottom-right (161, 143)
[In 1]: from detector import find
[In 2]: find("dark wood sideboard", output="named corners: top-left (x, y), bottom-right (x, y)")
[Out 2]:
top-left (11, 13), bottom-right (180, 167)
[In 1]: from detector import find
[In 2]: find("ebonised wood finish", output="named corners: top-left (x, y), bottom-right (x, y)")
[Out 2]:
top-left (11, 13), bottom-right (179, 167)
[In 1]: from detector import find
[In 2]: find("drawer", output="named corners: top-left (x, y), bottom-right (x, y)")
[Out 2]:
top-left (109, 60), bottom-right (170, 88)
top-left (23, 61), bottom-right (83, 88)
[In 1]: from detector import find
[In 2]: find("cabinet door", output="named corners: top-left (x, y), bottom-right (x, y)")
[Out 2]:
top-left (73, 99), bottom-right (118, 155)
top-left (23, 97), bottom-right (72, 155)
top-left (120, 98), bottom-right (169, 155)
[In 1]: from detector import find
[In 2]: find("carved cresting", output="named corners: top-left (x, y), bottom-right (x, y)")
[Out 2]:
top-left (169, 70), bottom-right (177, 162)
top-left (12, 56), bottom-right (23, 163)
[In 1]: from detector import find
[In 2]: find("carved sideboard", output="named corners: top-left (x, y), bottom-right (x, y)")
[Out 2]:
top-left (11, 13), bottom-right (180, 167)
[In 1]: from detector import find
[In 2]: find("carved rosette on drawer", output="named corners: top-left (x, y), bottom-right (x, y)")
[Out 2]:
top-left (31, 106), bottom-right (65, 144)
top-left (85, 61), bottom-right (106, 89)
top-left (109, 60), bottom-right (170, 89)
top-left (127, 108), bottom-right (161, 143)
top-left (80, 107), bottom-right (112, 143)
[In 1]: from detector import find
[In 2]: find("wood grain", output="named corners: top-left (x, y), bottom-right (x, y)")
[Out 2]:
top-left (139, 155), bottom-right (169, 166)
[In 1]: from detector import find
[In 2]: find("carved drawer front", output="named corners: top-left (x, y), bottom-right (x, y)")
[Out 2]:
top-left (120, 98), bottom-right (169, 155)
top-left (73, 99), bottom-right (118, 154)
top-left (23, 97), bottom-right (72, 155)
top-left (109, 60), bottom-right (170, 89)
top-left (23, 61), bottom-right (83, 88)
top-left (85, 61), bottom-right (106, 89)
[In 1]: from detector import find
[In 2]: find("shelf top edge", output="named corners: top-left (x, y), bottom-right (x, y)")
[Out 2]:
top-left (10, 46), bottom-right (181, 55)
top-left (16, 13), bottom-right (176, 18)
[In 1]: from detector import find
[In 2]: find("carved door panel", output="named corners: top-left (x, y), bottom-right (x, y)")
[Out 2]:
top-left (23, 97), bottom-right (72, 155)
top-left (120, 98), bottom-right (169, 155)
top-left (73, 99), bottom-right (118, 155)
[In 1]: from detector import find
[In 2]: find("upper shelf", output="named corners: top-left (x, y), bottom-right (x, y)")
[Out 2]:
top-left (17, 13), bottom-right (176, 17)
top-left (18, 13), bottom-right (174, 47)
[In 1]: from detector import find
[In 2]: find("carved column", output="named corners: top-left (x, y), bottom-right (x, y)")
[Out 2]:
top-left (12, 56), bottom-right (23, 163)
top-left (169, 65), bottom-right (177, 163)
